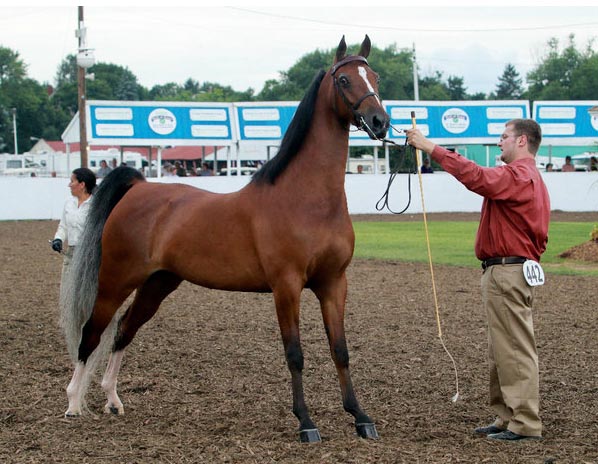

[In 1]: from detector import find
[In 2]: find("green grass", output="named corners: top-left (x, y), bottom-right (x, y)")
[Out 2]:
top-left (353, 221), bottom-right (598, 276)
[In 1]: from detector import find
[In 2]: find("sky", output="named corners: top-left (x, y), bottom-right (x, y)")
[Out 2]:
top-left (1, 3), bottom-right (597, 96)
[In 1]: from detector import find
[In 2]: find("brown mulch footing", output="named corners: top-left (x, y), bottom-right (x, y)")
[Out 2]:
top-left (0, 220), bottom-right (596, 463)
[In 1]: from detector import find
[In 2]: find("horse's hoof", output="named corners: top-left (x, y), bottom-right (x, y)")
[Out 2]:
top-left (356, 422), bottom-right (379, 439)
top-left (299, 428), bottom-right (321, 443)
top-left (64, 410), bottom-right (81, 418)
top-left (104, 404), bottom-right (124, 415)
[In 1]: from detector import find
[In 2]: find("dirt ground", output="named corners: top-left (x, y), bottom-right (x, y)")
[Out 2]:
top-left (1, 216), bottom-right (597, 463)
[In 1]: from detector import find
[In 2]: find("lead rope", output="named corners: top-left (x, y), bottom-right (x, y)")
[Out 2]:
top-left (410, 112), bottom-right (460, 403)
top-left (359, 115), bottom-right (460, 402)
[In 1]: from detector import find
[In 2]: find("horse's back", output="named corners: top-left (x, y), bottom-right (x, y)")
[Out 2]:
top-left (102, 181), bottom-right (269, 291)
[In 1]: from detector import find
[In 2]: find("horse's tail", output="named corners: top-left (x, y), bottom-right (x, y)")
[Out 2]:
top-left (60, 166), bottom-right (146, 364)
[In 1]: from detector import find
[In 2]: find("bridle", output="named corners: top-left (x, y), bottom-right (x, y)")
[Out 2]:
top-left (332, 55), bottom-right (414, 215)
top-left (331, 55), bottom-right (380, 138)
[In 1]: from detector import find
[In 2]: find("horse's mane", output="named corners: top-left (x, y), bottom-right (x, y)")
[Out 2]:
top-left (251, 70), bottom-right (327, 185)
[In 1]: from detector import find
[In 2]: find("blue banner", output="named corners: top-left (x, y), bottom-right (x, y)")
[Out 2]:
top-left (532, 101), bottom-right (598, 146)
top-left (384, 101), bottom-right (530, 144)
top-left (87, 101), bottom-right (235, 145)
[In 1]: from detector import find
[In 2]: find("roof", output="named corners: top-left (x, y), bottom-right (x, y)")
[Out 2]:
top-left (31, 139), bottom-right (223, 161)
top-left (161, 146), bottom-right (220, 161)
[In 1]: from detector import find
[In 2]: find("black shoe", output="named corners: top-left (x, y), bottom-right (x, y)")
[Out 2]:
top-left (474, 425), bottom-right (505, 435)
top-left (487, 430), bottom-right (542, 441)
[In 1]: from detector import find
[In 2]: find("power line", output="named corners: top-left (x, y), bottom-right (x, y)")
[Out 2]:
top-left (227, 6), bottom-right (598, 33)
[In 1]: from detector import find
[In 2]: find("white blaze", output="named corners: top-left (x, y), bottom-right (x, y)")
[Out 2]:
top-left (358, 66), bottom-right (380, 104)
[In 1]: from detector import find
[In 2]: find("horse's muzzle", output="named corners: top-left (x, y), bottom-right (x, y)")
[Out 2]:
top-left (361, 111), bottom-right (390, 140)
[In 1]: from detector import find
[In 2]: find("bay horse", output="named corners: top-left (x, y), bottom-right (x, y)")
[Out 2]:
top-left (61, 35), bottom-right (389, 442)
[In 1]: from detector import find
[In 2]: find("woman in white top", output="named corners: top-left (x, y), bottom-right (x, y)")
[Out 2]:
top-left (52, 168), bottom-right (96, 291)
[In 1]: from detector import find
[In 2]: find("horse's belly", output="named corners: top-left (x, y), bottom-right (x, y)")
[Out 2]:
top-left (171, 253), bottom-right (271, 293)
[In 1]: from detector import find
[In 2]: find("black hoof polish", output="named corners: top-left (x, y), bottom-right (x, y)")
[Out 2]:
top-left (356, 423), bottom-right (379, 439)
top-left (299, 428), bottom-right (321, 443)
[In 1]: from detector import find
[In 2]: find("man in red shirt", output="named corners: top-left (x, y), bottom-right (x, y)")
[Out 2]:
top-left (406, 119), bottom-right (550, 441)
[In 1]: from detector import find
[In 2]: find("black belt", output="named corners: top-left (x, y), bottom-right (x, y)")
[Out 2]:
top-left (481, 256), bottom-right (526, 270)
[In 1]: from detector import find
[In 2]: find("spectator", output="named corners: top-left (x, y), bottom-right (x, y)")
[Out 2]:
top-left (545, 163), bottom-right (553, 172)
top-left (96, 160), bottom-right (112, 177)
top-left (590, 156), bottom-right (597, 171)
top-left (162, 163), bottom-right (176, 177)
top-left (198, 162), bottom-right (214, 176)
top-left (110, 158), bottom-right (118, 169)
top-left (356, 164), bottom-right (364, 174)
top-left (561, 156), bottom-right (575, 172)
top-left (51, 168), bottom-right (96, 304)
top-left (174, 161), bottom-right (187, 177)
top-left (420, 158), bottom-right (434, 173)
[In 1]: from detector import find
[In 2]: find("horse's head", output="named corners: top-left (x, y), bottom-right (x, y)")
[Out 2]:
top-left (330, 35), bottom-right (390, 140)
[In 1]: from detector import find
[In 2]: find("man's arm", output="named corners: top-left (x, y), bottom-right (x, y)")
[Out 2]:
top-left (406, 129), bottom-right (436, 155)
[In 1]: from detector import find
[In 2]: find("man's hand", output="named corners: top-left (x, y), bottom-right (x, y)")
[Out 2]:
top-left (51, 238), bottom-right (63, 253)
top-left (406, 129), bottom-right (436, 154)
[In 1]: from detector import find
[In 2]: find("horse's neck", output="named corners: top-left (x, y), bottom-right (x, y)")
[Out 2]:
top-left (284, 101), bottom-right (349, 194)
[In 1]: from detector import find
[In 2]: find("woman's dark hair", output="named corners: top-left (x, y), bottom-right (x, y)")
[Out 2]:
top-left (72, 167), bottom-right (97, 194)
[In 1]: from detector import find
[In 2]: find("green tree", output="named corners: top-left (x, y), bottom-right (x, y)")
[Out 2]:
top-left (52, 55), bottom-right (147, 115)
top-left (494, 63), bottom-right (524, 99)
top-left (258, 48), bottom-right (332, 101)
top-left (0, 46), bottom-right (52, 153)
top-left (0, 47), bottom-right (26, 85)
top-left (526, 34), bottom-right (596, 100)
top-left (447, 76), bottom-right (467, 100)
top-left (569, 52), bottom-right (598, 99)
top-left (195, 82), bottom-right (254, 102)
top-left (255, 41), bottom-right (451, 101)
top-left (419, 72), bottom-right (450, 100)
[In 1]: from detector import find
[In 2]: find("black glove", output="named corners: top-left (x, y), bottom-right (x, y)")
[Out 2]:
top-left (51, 238), bottom-right (63, 253)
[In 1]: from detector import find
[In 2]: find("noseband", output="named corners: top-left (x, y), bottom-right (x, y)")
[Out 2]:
top-left (331, 55), bottom-right (379, 134)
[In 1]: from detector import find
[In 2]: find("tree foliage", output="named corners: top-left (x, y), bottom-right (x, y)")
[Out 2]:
top-left (527, 34), bottom-right (597, 100)
top-left (255, 41), bottom-right (457, 101)
top-left (1, 34), bottom-right (597, 152)
top-left (494, 63), bottom-right (524, 99)
top-left (0, 46), bottom-right (52, 152)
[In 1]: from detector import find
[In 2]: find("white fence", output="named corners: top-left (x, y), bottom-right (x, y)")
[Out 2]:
top-left (0, 172), bottom-right (596, 221)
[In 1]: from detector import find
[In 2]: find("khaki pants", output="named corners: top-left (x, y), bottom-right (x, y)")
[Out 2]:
top-left (481, 263), bottom-right (542, 437)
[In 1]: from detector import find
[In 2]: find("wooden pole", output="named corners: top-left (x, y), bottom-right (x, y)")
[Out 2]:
top-left (77, 6), bottom-right (88, 168)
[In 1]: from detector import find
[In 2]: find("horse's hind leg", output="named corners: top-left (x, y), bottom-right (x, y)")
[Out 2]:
top-left (273, 277), bottom-right (320, 442)
top-left (101, 271), bottom-right (182, 415)
top-left (313, 274), bottom-right (378, 439)
top-left (66, 287), bottom-right (131, 417)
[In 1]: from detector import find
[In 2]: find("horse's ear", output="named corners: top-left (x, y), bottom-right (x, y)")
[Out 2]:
top-left (358, 35), bottom-right (371, 59)
top-left (335, 35), bottom-right (347, 63)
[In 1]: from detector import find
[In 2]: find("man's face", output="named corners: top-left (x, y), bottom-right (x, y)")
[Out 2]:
top-left (498, 124), bottom-right (521, 164)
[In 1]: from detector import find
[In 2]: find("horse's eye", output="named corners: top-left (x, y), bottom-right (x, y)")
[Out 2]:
top-left (339, 75), bottom-right (350, 87)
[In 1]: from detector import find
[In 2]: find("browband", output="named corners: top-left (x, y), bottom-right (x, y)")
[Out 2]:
top-left (330, 55), bottom-right (369, 75)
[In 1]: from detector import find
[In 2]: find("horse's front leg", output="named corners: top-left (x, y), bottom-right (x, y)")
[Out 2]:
top-left (101, 350), bottom-right (125, 415)
top-left (313, 274), bottom-right (379, 439)
top-left (273, 278), bottom-right (320, 443)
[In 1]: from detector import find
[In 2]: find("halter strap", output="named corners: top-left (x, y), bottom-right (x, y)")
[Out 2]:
top-left (331, 55), bottom-right (379, 135)
top-left (330, 55), bottom-right (369, 76)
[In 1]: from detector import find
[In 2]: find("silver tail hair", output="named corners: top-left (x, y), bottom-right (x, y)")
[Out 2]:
top-left (59, 167), bottom-right (145, 394)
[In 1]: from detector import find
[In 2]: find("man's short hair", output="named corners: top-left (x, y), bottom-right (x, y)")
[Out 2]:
top-left (508, 119), bottom-right (542, 154)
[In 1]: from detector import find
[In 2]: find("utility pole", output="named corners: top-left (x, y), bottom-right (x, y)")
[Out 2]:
top-left (412, 43), bottom-right (420, 101)
top-left (12, 108), bottom-right (18, 155)
top-left (77, 6), bottom-right (88, 168)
